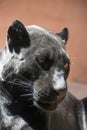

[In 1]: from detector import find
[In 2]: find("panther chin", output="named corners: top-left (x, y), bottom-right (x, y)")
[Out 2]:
top-left (36, 100), bottom-right (57, 111)
top-left (35, 96), bottom-right (66, 111)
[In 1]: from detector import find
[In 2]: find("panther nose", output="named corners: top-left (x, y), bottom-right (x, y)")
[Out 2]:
top-left (53, 87), bottom-right (67, 98)
top-left (52, 70), bottom-right (67, 98)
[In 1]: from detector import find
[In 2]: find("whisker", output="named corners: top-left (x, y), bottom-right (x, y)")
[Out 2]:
top-left (8, 81), bottom-right (20, 86)
top-left (9, 81), bottom-right (24, 86)
top-left (8, 80), bottom-right (32, 90)
top-left (27, 97), bottom-right (33, 101)
top-left (17, 73), bottom-right (30, 82)
top-left (3, 71), bottom-right (14, 81)
top-left (21, 89), bottom-right (32, 92)
top-left (20, 93), bottom-right (33, 97)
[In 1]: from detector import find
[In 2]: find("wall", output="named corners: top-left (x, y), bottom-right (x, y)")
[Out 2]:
top-left (0, 0), bottom-right (87, 83)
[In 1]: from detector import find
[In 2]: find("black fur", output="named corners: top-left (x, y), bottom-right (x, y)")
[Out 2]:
top-left (56, 28), bottom-right (68, 43)
top-left (8, 20), bottom-right (30, 53)
top-left (0, 20), bottom-right (87, 130)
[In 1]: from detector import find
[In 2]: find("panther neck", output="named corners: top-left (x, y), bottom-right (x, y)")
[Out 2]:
top-left (8, 92), bottom-right (81, 130)
top-left (1, 80), bottom-right (83, 130)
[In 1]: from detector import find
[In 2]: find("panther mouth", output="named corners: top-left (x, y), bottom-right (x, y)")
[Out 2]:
top-left (35, 94), bottom-right (66, 111)
top-left (36, 100), bottom-right (58, 111)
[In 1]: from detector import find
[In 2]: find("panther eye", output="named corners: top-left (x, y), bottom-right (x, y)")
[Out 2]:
top-left (36, 56), bottom-right (53, 70)
top-left (63, 62), bottom-right (69, 70)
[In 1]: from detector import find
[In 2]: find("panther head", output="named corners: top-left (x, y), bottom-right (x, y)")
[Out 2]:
top-left (0, 20), bottom-right (70, 111)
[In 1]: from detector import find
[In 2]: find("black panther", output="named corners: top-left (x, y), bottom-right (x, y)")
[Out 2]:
top-left (0, 20), bottom-right (87, 130)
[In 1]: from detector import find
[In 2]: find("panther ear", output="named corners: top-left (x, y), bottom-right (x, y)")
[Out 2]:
top-left (56, 28), bottom-right (68, 44)
top-left (7, 20), bottom-right (30, 53)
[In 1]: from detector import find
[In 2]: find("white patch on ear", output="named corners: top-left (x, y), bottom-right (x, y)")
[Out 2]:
top-left (52, 70), bottom-right (66, 91)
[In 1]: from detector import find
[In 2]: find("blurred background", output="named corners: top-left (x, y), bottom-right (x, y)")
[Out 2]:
top-left (0, 0), bottom-right (87, 99)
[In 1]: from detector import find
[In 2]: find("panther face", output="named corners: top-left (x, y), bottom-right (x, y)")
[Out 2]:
top-left (0, 20), bottom-right (70, 111)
